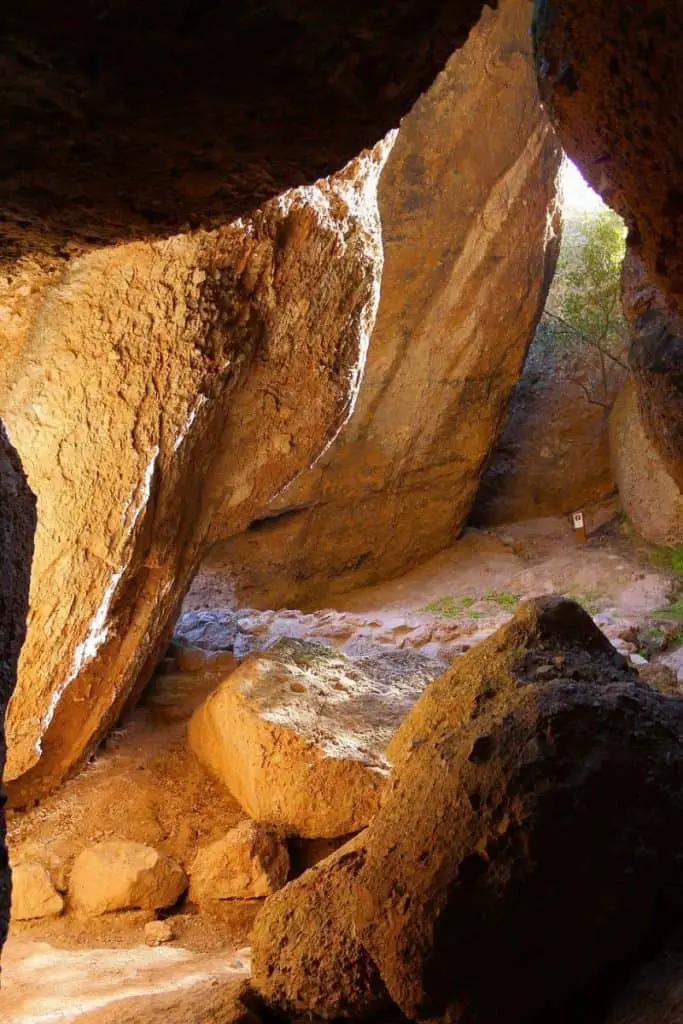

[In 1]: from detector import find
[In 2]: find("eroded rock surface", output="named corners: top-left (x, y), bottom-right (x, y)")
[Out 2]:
top-left (70, 841), bottom-right (187, 916)
top-left (610, 379), bottom-right (683, 546)
top-left (10, 860), bottom-right (63, 921)
top-left (3, 144), bottom-right (390, 804)
top-left (251, 833), bottom-right (388, 1020)
top-left (194, 0), bottom-right (561, 610)
top-left (189, 822), bottom-right (289, 903)
top-left (189, 639), bottom-right (438, 838)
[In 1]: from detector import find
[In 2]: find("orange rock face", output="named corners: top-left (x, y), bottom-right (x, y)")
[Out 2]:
top-left (2, 145), bottom-right (391, 803)
top-left (191, 0), bottom-right (562, 610)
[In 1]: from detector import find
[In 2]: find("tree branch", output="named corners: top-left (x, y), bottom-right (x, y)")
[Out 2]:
top-left (543, 310), bottom-right (630, 371)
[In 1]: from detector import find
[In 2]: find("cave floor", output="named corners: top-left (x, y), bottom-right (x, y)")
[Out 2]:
top-left (3, 503), bottom-right (682, 1022)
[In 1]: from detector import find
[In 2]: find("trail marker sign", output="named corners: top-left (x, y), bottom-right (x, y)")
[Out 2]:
top-left (572, 510), bottom-right (587, 543)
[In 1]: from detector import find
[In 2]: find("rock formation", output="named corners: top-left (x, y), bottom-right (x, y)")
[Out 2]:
top-left (533, 1), bottom-right (683, 486)
top-left (610, 380), bottom-right (683, 546)
top-left (69, 841), bottom-right (187, 916)
top-left (189, 822), bottom-right (290, 902)
top-left (1, 0), bottom-right (495, 956)
top-left (473, 331), bottom-right (620, 524)
top-left (251, 598), bottom-right (683, 1023)
top-left (10, 860), bottom-right (63, 921)
top-left (251, 833), bottom-right (389, 1020)
top-left (0, 427), bottom-right (35, 951)
top-left (0, 1), bottom-right (488, 265)
top-left (2, 144), bottom-right (390, 804)
top-left (188, 639), bottom-right (438, 838)
top-left (191, 0), bottom-right (561, 610)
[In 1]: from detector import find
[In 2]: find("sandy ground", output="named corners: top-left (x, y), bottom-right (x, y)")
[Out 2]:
top-left (3, 506), bottom-right (681, 1021)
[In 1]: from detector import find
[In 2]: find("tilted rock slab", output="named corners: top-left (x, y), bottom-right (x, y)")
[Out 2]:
top-left (188, 639), bottom-right (439, 838)
top-left (2, 142), bottom-right (391, 803)
top-left (610, 379), bottom-right (683, 546)
top-left (192, 0), bottom-right (562, 610)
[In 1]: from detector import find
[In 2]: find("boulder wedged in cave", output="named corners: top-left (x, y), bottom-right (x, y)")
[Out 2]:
top-left (355, 597), bottom-right (683, 1023)
top-left (188, 639), bottom-right (438, 838)
top-left (0, 1), bottom-right (489, 266)
top-left (533, 1), bottom-right (683, 482)
top-left (2, 145), bottom-right (389, 804)
top-left (0, 424), bottom-right (36, 949)
top-left (190, 0), bottom-right (562, 610)
top-left (610, 379), bottom-right (683, 546)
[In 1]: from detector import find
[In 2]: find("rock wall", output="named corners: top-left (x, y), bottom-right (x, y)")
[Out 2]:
top-left (610, 379), bottom-right (683, 547)
top-left (187, 0), bottom-right (562, 612)
top-left (472, 329), bottom-right (622, 525)
top-left (0, 427), bottom-right (35, 951)
top-left (533, 0), bottom-right (683, 489)
top-left (2, 145), bottom-right (392, 803)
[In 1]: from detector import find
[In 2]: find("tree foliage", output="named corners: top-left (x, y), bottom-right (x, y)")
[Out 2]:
top-left (539, 205), bottom-right (628, 406)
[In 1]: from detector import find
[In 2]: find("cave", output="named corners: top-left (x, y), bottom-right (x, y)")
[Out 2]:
top-left (2, 1), bottom-right (683, 1022)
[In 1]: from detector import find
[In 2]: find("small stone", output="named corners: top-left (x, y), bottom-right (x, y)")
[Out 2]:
top-left (70, 841), bottom-right (187, 916)
top-left (11, 860), bottom-right (64, 920)
top-left (190, 821), bottom-right (290, 902)
top-left (144, 919), bottom-right (175, 946)
top-left (629, 653), bottom-right (649, 667)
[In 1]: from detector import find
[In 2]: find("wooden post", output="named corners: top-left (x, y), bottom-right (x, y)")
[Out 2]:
top-left (572, 510), bottom-right (587, 544)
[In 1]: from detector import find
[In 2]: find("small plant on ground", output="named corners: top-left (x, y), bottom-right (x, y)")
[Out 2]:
top-left (422, 596), bottom-right (462, 618)
top-left (468, 611), bottom-right (487, 620)
top-left (654, 598), bottom-right (683, 622)
top-left (484, 591), bottom-right (520, 608)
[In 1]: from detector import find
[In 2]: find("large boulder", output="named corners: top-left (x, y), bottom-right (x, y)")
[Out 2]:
top-left (2, 143), bottom-right (390, 804)
top-left (0, 424), bottom-right (35, 950)
top-left (189, 0), bottom-right (561, 610)
top-left (69, 841), bottom-right (187, 915)
top-left (251, 833), bottom-right (388, 1020)
top-left (353, 598), bottom-right (683, 1023)
top-left (610, 379), bottom-right (683, 546)
top-left (188, 639), bottom-right (438, 838)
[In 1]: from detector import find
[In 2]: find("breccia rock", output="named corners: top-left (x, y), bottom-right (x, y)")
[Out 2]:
top-left (355, 598), bottom-right (683, 1024)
